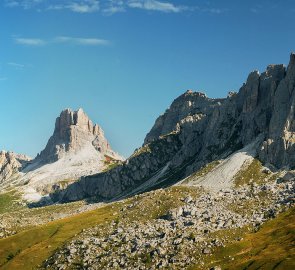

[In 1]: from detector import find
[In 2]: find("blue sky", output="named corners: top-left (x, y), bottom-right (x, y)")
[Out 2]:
top-left (0, 0), bottom-right (295, 158)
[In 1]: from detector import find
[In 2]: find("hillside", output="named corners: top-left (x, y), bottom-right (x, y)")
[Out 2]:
top-left (0, 54), bottom-right (294, 270)
top-left (53, 53), bottom-right (295, 204)
top-left (0, 161), bottom-right (294, 269)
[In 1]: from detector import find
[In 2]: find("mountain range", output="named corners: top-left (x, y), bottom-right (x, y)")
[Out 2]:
top-left (0, 53), bottom-right (294, 270)
top-left (52, 52), bottom-right (295, 203)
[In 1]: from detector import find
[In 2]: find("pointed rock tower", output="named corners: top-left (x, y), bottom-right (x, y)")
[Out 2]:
top-left (36, 108), bottom-right (121, 163)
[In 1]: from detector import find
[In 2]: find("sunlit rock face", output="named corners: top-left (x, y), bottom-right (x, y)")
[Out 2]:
top-left (37, 108), bottom-right (122, 163)
top-left (59, 53), bottom-right (295, 203)
top-left (0, 151), bottom-right (31, 184)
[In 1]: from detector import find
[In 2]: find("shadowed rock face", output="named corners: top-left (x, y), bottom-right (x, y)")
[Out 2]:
top-left (36, 108), bottom-right (122, 164)
top-left (56, 134), bottom-right (183, 202)
top-left (144, 54), bottom-right (295, 170)
top-left (259, 54), bottom-right (295, 167)
top-left (54, 53), bottom-right (295, 203)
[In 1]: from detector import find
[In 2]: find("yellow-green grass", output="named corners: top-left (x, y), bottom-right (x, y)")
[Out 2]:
top-left (182, 160), bottom-right (221, 184)
top-left (0, 185), bottom-right (197, 270)
top-left (0, 203), bottom-right (120, 270)
top-left (0, 199), bottom-right (94, 234)
top-left (130, 144), bottom-right (151, 159)
top-left (234, 159), bottom-right (277, 187)
top-left (121, 186), bottom-right (201, 223)
top-left (192, 206), bottom-right (295, 270)
top-left (102, 162), bottom-right (120, 172)
top-left (0, 191), bottom-right (25, 214)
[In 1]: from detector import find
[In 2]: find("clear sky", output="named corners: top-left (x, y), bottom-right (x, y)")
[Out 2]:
top-left (0, 0), bottom-right (295, 158)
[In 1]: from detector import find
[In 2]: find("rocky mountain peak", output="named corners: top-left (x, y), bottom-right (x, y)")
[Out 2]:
top-left (55, 108), bottom-right (96, 138)
top-left (55, 53), bottom-right (295, 204)
top-left (144, 90), bottom-right (223, 144)
top-left (183, 90), bottom-right (206, 98)
top-left (246, 70), bottom-right (260, 81)
top-left (0, 109), bottom-right (124, 201)
top-left (286, 52), bottom-right (295, 77)
top-left (37, 108), bottom-right (122, 164)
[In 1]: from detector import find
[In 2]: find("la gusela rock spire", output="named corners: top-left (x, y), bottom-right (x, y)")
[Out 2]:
top-left (36, 108), bottom-right (122, 164)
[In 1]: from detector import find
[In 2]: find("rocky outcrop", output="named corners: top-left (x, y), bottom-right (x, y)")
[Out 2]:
top-left (144, 53), bottom-right (295, 171)
top-left (16, 108), bottom-right (124, 202)
top-left (144, 91), bottom-right (223, 144)
top-left (0, 151), bottom-right (31, 184)
top-left (36, 108), bottom-right (121, 163)
top-left (52, 53), bottom-right (295, 203)
top-left (259, 54), bottom-right (295, 167)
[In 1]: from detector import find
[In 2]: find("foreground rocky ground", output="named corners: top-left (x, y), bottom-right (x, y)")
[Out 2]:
top-left (42, 167), bottom-right (294, 270)
top-left (0, 160), bottom-right (294, 270)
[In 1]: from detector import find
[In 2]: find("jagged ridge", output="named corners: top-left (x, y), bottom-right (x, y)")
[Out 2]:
top-left (55, 53), bottom-right (295, 203)
top-left (0, 151), bottom-right (31, 184)
top-left (37, 108), bottom-right (121, 163)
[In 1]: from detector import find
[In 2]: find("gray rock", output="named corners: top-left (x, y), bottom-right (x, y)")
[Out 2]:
top-left (183, 196), bottom-right (193, 203)
top-left (36, 108), bottom-right (122, 163)
top-left (210, 266), bottom-right (222, 270)
top-left (202, 248), bottom-right (211, 254)
top-left (0, 151), bottom-right (31, 184)
top-left (57, 53), bottom-right (295, 203)
top-left (282, 172), bottom-right (295, 181)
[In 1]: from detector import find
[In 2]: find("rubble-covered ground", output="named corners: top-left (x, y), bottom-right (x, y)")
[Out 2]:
top-left (43, 162), bottom-right (294, 270)
top-left (0, 159), bottom-right (294, 270)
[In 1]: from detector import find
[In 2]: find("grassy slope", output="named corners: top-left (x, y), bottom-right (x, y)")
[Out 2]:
top-left (120, 186), bottom-right (201, 223)
top-left (0, 182), bottom-right (294, 270)
top-left (0, 191), bottom-right (25, 214)
top-left (182, 160), bottom-right (221, 185)
top-left (192, 207), bottom-right (295, 270)
top-left (233, 159), bottom-right (278, 187)
top-left (0, 190), bottom-right (100, 235)
top-left (0, 186), bottom-right (198, 270)
top-left (0, 203), bottom-right (120, 270)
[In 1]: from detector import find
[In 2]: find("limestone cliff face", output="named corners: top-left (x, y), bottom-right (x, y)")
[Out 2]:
top-left (13, 108), bottom-right (124, 202)
top-left (144, 91), bottom-right (224, 144)
top-left (36, 108), bottom-right (121, 163)
top-left (0, 151), bottom-right (31, 184)
top-left (259, 54), bottom-right (295, 167)
top-left (55, 53), bottom-right (295, 203)
top-left (144, 54), bottom-right (294, 171)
